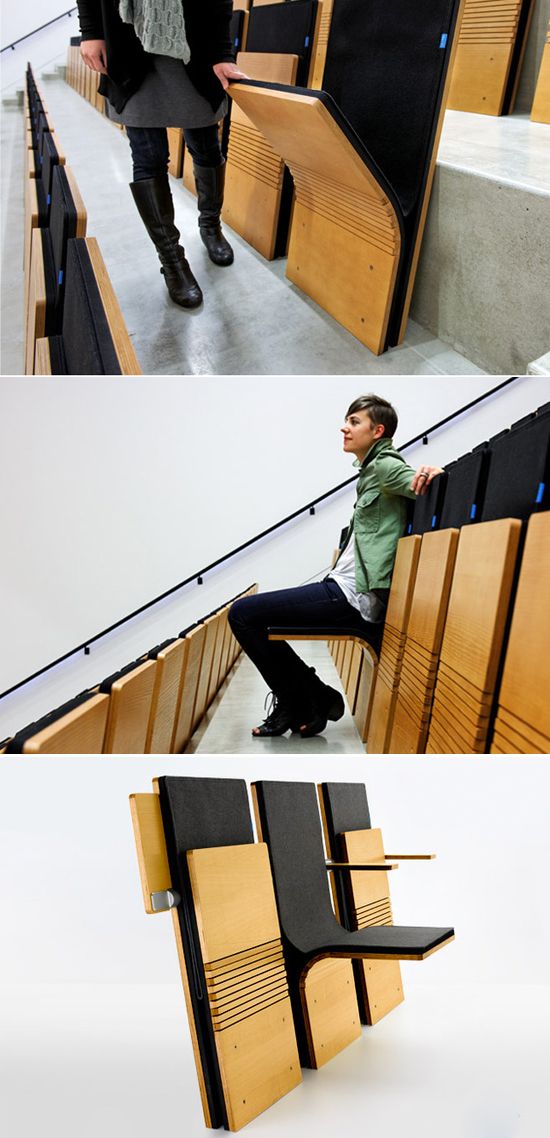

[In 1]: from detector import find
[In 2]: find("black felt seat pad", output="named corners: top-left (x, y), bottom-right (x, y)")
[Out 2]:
top-left (439, 449), bottom-right (490, 529)
top-left (49, 165), bottom-right (79, 328)
top-left (246, 0), bottom-right (318, 86)
top-left (481, 415), bottom-right (550, 522)
top-left (255, 781), bottom-right (453, 957)
top-left (323, 0), bottom-right (458, 220)
top-left (410, 470), bottom-right (448, 535)
top-left (147, 637), bottom-right (177, 660)
top-left (60, 240), bottom-right (121, 375)
top-left (5, 690), bottom-right (96, 753)
top-left (320, 782), bottom-right (372, 846)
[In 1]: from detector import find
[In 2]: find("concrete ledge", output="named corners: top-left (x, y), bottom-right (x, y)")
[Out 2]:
top-left (528, 349), bottom-right (550, 375)
top-left (411, 164), bottom-right (550, 373)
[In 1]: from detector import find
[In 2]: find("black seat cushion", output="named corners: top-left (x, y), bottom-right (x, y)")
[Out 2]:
top-left (439, 448), bottom-right (490, 529)
top-left (246, 0), bottom-right (318, 85)
top-left (480, 414), bottom-right (550, 522)
top-left (60, 240), bottom-right (121, 375)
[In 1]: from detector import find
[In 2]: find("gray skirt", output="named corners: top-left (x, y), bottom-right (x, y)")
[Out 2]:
top-left (107, 54), bottom-right (227, 128)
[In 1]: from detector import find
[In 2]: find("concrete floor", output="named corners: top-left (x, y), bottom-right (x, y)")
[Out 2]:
top-left (1, 73), bottom-right (488, 377)
top-left (187, 640), bottom-right (365, 755)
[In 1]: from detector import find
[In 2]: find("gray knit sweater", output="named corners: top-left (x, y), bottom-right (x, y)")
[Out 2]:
top-left (119, 0), bottom-right (191, 62)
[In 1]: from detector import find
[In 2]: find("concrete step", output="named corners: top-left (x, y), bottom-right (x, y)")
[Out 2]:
top-left (411, 109), bottom-right (550, 374)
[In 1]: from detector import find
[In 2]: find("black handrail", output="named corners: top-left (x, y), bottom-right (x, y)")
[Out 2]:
top-left (0, 377), bottom-right (520, 699)
top-left (1, 8), bottom-right (77, 54)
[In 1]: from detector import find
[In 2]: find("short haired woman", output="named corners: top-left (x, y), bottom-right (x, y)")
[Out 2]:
top-left (229, 394), bottom-right (443, 738)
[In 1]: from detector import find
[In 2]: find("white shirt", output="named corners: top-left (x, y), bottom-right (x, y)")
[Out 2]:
top-left (328, 533), bottom-right (387, 623)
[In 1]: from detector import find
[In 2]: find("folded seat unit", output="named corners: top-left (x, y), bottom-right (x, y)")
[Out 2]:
top-left (229, 0), bottom-right (464, 353)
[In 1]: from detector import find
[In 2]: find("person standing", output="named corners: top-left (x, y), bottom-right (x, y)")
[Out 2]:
top-left (77, 0), bottom-right (246, 308)
top-left (228, 393), bottom-right (444, 738)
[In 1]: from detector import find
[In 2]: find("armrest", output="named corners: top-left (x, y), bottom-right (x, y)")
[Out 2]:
top-left (326, 861), bottom-right (398, 872)
top-left (384, 854), bottom-right (436, 860)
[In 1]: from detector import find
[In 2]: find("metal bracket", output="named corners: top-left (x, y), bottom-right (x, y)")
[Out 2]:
top-left (150, 889), bottom-right (181, 913)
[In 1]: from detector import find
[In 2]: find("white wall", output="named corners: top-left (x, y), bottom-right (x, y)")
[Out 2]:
top-left (1, 4), bottom-right (78, 95)
top-left (1, 374), bottom-right (549, 738)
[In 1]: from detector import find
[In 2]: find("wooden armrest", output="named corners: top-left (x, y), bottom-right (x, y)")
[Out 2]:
top-left (384, 854), bottom-right (436, 860)
top-left (326, 861), bottom-right (398, 872)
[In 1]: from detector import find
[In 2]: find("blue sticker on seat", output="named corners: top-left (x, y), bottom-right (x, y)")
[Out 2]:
top-left (305, 35), bottom-right (310, 47)
top-left (536, 482), bottom-right (545, 504)
top-left (470, 503), bottom-right (477, 520)
top-left (431, 515), bottom-right (437, 529)
top-left (47, 193), bottom-right (51, 205)
top-left (58, 269), bottom-right (63, 285)
top-left (439, 33), bottom-right (448, 48)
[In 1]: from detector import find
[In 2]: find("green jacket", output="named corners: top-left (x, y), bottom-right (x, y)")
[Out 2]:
top-left (347, 438), bottom-right (417, 591)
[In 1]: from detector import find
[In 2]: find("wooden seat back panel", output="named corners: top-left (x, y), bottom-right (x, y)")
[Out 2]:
top-left (145, 639), bottom-right (187, 754)
top-left (341, 828), bottom-right (404, 1025)
top-left (188, 843), bottom-right (301, 1130)
top-left (22, 693), bottom-right (109, 754)
top-left (103, 660), bottom-right (156, 753)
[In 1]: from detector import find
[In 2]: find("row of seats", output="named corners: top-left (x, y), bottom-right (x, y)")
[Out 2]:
top-left (63, 0), bottom-right (461, 356)
top-left (408, 400), bottom-right (550, 534)
top-left (448, 0), bottom-right (539, 117)
top-left (24, 65), bottom-right (140, 374)
top-left (131, 775), bottom-right (454, 1129)
top-left (323, 405), bottom-right (550, 754)
top-left (1, 585), bottom-right (257, 754)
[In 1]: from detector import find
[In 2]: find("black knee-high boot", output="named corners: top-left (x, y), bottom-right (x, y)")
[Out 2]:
top-left (130, 174), bottom-right (203, 308)
top-left (193, 160), bottom-right (234, 266)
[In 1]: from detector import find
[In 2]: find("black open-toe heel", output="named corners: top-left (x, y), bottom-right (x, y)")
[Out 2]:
top-left (252, 693), bottom-right (297, 737)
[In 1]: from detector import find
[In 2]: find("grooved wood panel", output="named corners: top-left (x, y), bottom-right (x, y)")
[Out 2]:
top-left (188, 842), bottom-right (301, 1130)
top-left (129, 791), bottom-right (172, 913)
top-left (171, 625), bottom-right (206, 752)
top-left (207, 611), bottom-right (228, 708)
top-left (309, 0), bottom-right (334, 89)
top-left (192, 614), bottom-right (219, 727)
top-left (353, 648), bottom-right (378, 742)
top-left (491, 512), bottom-right (550, 751)
top-left (103, 659), bottom-right (157, 753)
top-left (436, 519), bottom-right (522, 692)
top-left (224, 53), bottom-right (299, 260)
top-left (302, 957), bottom-right (360, 1068)
top-left (531, 23), bottom-right (550, 122)
top-left (227, 85), bottom-right (401, 353)
top-left (491, 706), bottom-right (549, 753)
top-left (389, 528), bottom-right (459, 754)
top-left (145, 639), bottom-right (187, 754)
top-left (341, 828), bottom-right (404, 1025)
top-left (367, 535), bottom-right (422, 752)
top-left (21, 693), bottom-right (109, 754)
top-left (25, 228), bottom-right (46, 375)
top-left (448, 0), bottom-right (533, 114)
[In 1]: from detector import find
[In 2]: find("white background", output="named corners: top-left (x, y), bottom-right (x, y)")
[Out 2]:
top-left (1, 375), bottom-right (549, 738)
top-left (1, 755), bottom-right (549, 1137)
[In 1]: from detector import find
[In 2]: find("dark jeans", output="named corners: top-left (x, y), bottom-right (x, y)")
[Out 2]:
top-left (126, 124), bottom-right (223, 181)
top-left (228, 580), bottom-right (383, 711)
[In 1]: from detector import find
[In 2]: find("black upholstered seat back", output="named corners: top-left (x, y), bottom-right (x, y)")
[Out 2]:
top-left (49, 165), bottom-right (79, 328)
top-left (254, 781), bottom-right (343, 951)
top-left (322, 0), bottom-right (460, 217)
top-left (439, 448), bottom-right (490, 529)
top-left (158, 776), bottom-right (254, 862)
top-left (61, 240), bottom-right (121, 375)
top-left (320, 782), bottom-right (371, 860)
top-left (246, 0), bottom-right (318, 85)
top-left (480, 412), bottom-right (550, 522)
top-left (155, 777), bottom-right (253, 1129)
top-left (409, 469), bottom-right (448, 535)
